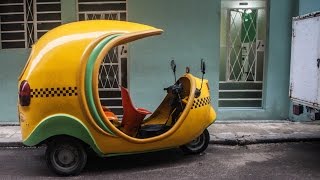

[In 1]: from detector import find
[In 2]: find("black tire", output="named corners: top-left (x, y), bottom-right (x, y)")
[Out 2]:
top-left (45, 137), bottom-right (87, 176)
top-left (180, 129), bottom-right (210, 154)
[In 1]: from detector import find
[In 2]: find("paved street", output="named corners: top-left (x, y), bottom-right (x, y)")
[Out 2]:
top-left (1, 142), bottom-right (320, 179)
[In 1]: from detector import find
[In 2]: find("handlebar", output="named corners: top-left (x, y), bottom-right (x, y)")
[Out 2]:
top-left (164, 82), bottom-right (183, 94)
top-left (164, 81), bottom-right (184, 125)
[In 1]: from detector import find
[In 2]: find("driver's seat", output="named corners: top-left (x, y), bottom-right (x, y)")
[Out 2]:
top-left (120, 86), bottom-right (152, 136)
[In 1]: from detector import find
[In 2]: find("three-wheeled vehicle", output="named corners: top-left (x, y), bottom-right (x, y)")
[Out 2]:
top-left (18, 20), bottom-right (216, 176)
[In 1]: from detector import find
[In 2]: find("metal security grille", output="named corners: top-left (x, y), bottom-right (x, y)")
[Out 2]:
top-left (220, 7), bottom-right (266, 108)
top-left (0, 0), bottom-right (61, 49)
top-left (227, 9), bottom-right (258, 82)
top-left (78, 0), bottom-right (127, 118)
top-left (77, 0), bottom-right (126, 21)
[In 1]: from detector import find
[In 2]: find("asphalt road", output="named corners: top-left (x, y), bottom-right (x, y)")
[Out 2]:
top-left (1, 142), bottom-right (320, 179)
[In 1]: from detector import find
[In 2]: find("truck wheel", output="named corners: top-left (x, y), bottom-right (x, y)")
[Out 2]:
top-left (180, 129), bottom-right (210, 154)
top-left (45, 138), bottom-right (87, 176)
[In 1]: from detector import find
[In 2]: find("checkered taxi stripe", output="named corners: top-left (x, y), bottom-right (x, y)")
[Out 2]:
top-left (191, 96), bottom-right (211, 109)
top-left (30, 87), bottom-right (78, 98)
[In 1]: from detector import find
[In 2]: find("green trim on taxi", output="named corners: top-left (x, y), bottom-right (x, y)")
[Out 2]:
top-left (85, 34), bottom-right (122, 135)
top-left (23, 114), bottom-right (104, 156)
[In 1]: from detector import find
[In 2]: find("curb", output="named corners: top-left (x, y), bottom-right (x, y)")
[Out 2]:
top-left (0, 142), bottom-right (24, 148)
top-left (2, 138), bottom-right (320, 148)
top-left (209, 135), bottom-right (320, 146)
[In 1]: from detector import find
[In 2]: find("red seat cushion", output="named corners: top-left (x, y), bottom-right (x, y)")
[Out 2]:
top-left (120, 86), bottom-right (152, 136)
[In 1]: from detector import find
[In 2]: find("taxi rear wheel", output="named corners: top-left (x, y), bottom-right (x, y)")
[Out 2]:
top-left (180, 129), bottom-right (210, 154)
top-left (45, 137), bottom-right (87, 176)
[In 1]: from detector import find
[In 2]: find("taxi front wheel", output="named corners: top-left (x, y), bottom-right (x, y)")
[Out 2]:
top-left (45, 137), bottom-right (87, 176)
top-left (180, 129), bottom-right (210, 154)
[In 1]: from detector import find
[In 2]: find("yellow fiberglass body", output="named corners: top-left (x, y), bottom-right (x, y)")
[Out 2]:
top-left (18, 20), bottom-right (216, 159)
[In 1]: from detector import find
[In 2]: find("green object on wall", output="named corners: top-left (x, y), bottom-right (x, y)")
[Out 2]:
top-left (241, 9), bottom-right (257, 43)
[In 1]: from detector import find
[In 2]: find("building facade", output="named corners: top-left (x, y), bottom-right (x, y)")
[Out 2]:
top-left (0, 0), bottom-right (319, 123)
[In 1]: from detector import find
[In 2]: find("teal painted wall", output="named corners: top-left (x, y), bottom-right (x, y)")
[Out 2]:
top-left (61, 0), bottom-right (77, 23)
top-left (128, 0), bottom-right (297, 120)
top-left (0, 0), bottom-right (306, 122)
top-left (0, 50), bottom-right (30, 123)
top-left (0, 1), bottom-right (77, 123)
top-left (299, 0), bottom-right (320, 15)
top-left (127, 0), bottom-right (220, 112)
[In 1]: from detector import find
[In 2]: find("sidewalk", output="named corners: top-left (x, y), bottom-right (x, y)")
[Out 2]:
top-left (1, 120), bottom-right (320, 147)
top-left (208, 120), bottom-right (320, 145)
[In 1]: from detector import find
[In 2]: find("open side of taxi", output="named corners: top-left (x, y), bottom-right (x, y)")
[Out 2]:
top-left (18, 20), bottom-right (216, 176)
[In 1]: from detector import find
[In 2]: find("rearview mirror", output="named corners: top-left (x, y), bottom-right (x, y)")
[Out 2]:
top-left (201, 59), bottom-right (206, 74)
top-left (171, 59), bottom-right (176, 73)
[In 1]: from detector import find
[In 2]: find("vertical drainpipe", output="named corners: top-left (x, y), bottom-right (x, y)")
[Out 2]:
top-left (23, 0), bottom-right (27, 48)
top-left (0, 17), bottom-right (2, 49)
top-left (33, 0), bottom-right (38, 43)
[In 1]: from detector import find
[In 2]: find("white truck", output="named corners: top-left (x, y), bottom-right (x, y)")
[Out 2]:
top-left (290, 12), bottom-right (320, 119)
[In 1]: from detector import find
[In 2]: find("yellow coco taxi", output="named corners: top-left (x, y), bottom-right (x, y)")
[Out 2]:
top-left (18, 20), bottom-right (216, 176)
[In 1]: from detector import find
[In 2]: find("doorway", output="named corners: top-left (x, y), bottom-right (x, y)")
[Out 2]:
top-left (220, 0), bottom-right (267, 108)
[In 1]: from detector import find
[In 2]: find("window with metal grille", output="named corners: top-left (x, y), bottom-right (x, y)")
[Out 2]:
top-left (77, 0), bottom-right (126, 21)
top-left (77, 0), bottom-right (127, 118)
top-left (0, 0), bottom-right (61, 49)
